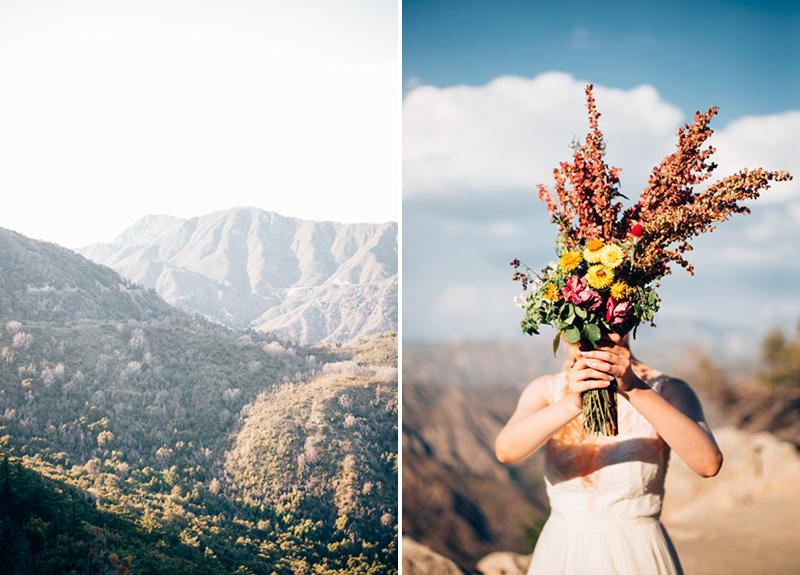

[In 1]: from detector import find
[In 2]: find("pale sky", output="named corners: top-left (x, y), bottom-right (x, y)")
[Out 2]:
top-left (0, 0), bottom-right (399, 248)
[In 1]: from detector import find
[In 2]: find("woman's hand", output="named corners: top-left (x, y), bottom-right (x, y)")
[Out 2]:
top-left (566, 355), bottom-right (614, 408)
top-left (578, 333), bottom-right (641, 392)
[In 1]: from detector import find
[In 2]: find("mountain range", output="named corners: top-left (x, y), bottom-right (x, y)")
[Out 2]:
top-left (77, 207), bottom-right (398, 344)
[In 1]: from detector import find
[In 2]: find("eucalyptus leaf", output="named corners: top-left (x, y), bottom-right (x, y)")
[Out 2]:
top-left (564, 326), bottom-right (581, 344)
top-left (584, 323), bottom-right (602, 343)
top-left (574, 306), bottom-right (587, 319)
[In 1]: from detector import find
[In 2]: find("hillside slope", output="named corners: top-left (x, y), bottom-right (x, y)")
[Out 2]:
top-left (0, 227), bottom-right (178, 324)
top-left (402, 340), bottom-right (560, 571)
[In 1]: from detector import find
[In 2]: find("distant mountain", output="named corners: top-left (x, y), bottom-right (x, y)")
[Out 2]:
top-left (0, 227), bottom-right (398, 574)
top-left (78, 207), bottom-right (398, 344)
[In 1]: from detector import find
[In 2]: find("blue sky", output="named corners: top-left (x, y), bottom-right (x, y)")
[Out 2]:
top-left (403, 0), bottom-right (799, 123)
top-left (402, 0), bottom-right (800, 359)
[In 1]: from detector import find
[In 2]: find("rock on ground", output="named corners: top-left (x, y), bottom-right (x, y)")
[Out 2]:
top-left (475, 551), bottom-right (531, 575)
top-left (402, 537), bottom-right (465, 575)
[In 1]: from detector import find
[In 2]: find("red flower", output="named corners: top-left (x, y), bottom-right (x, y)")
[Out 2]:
top-left (575, 289), bottom-right (603, 312)
top-left (606, 297), bottom-right (633, 327)
top-left (631, 223), bottom-right (644, 238)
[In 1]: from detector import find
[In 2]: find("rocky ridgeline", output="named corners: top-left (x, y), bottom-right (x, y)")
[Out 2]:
top-left (78, 207), bottom-right (397, 344)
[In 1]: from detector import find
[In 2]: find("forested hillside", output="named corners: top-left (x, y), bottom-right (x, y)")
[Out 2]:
top-left (0, 228), bottom-right (398, 574)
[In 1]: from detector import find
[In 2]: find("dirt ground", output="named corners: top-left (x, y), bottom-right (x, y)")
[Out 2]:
top-left (665, 496), bottom-right (800, 575)
top-left (662, 427), bottom-right (800, 575)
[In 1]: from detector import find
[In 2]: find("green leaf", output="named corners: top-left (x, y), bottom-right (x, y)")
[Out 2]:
top-left (521, 321), bottom-right (539, 336)
top-left (583, 323), bottom-right (602, 343)
top-left (564, 326), bottom-right (581, 344)
top-left (552, 331), bottom-right (561, 357)
top-left (574, 305), bottom-right (587, 319)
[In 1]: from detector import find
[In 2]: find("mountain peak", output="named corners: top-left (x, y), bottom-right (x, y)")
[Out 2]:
top-left (109, 214), bottom-right (187, 247)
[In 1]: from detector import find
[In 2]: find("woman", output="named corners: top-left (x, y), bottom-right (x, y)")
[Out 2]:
top-left (495, 333), bottom-right (722, 575)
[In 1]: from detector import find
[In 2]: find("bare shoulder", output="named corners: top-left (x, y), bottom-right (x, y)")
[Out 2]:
top-left (655, 375), bottom-right (706, 418)
top-left (656, 375), bottom-right (698, 401)
top-left (513, 374), bottom-right (559, 414)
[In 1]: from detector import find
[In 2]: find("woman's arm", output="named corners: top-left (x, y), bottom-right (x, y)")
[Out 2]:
top-left (581, 334), bottom-right (723, 477)
top-left (495, 363), bottom-right (615, 464)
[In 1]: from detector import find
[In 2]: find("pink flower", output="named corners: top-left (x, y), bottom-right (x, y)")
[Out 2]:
top-left (562, 275), bottom-right (586, 303)
top-left (606, 297), bottom-right (633, 326)
top-left (562, 275), bottom-right (603, 311)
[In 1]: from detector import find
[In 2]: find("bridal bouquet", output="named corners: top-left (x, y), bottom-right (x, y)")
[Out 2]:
top-left (512, 85), bottom-right (792, 436)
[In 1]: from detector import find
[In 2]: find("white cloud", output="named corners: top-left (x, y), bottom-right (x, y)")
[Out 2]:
top-left (403, 71), bottom-right (799, 205)
top-left (403, 72), bottom-right (683, 197)
top-left (710, 111), bottom-right (800, 203)
top-left (431, 282), bottom-right (519, 340)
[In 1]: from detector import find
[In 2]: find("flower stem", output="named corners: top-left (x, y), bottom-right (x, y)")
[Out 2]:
top-left (582, 381), bottom-right (618, 436)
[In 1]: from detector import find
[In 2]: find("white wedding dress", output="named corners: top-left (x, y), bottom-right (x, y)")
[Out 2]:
top-left (528, 372), bottom-right (683, 575)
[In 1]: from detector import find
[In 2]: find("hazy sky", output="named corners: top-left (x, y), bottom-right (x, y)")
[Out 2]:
top-left (0, 0), bottom-right (399, 248)
top-left (403, 0), bottom-right (800, 355)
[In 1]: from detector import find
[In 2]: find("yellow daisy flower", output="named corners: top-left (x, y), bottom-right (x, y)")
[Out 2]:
top-left (586, 265), bottom-right (614, 290)
top-left (610, 280), bottom-right (631, 300)
top-left (599, 243), bottom-right (625, 269)
top-left (558, 251), bottom-right (583, 273)
top-left (583, 239), bottom-right (605, 263)
top-left (542, 283), bottom-right (562, 302)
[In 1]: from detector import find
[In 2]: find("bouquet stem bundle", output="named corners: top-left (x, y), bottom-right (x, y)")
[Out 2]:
top-left (583, 382), bottom-right (618, 436)
top-left (512, 85), bottom-right (792, 436)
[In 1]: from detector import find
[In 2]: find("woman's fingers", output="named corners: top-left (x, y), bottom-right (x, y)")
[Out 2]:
top-left (576, 354), bottom-right (620, 379)
top-left (582, 348), bottom-right (624, 364)
top-left (571, 377), bottom-right (612, 393)
top-left (572, 358), bottom-right (613, 379)
top-left (568, 361), bottom-right (614, 393)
